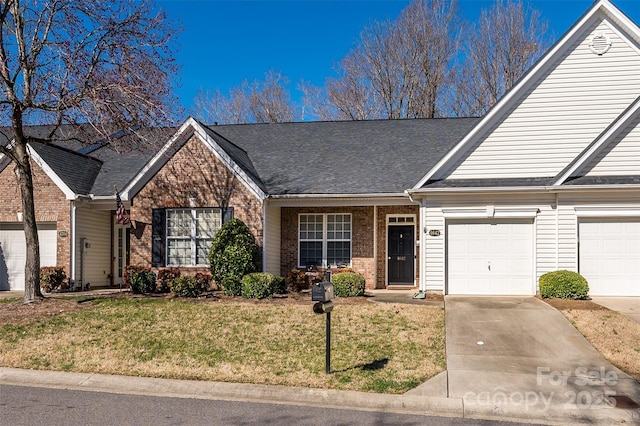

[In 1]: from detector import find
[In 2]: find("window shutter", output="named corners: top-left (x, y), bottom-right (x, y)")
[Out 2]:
top-left (151, 208), bottom-right (166, 267)
top-left (223, 207), bottom-right (234, 224)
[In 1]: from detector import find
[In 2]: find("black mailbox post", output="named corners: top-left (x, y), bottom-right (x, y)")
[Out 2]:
top-left (312, 281), bottom-right (334, 373)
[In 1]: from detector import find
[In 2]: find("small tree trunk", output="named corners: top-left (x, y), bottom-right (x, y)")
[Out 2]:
top-left (14, 141), bottom-right (43, 303)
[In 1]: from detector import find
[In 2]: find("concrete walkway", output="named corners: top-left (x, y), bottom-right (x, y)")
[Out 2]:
top-left (445, 296), bottom-right (640, 424)
top-left (591, 297), bottom-right (640, 324)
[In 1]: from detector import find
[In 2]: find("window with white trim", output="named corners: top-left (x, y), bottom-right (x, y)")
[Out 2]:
top-left (167, 208), bottom-right (221, 266)
top-left (299, 213), bottom-right (351, 267)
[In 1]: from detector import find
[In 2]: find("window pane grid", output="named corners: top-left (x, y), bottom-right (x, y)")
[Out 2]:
top-left (167, 208), bottom-right (222, 266)
top-left (299, 213), bottom-right (351, 267)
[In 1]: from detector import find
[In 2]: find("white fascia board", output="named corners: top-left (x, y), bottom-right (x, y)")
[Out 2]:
top-left (122, 117), bottom-right (198, 200)
top-left (193, 124), bottom-right (267, 201)
top-left (26, 144), bottom-right (77, 200)
top-left (553, 96), bottom-right (640, 186)
top-left (413, 0), bottom-right (619, 189)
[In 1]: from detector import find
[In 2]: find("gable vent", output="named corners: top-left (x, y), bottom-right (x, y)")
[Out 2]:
top-left (589, 32), bottom-right (612, 55)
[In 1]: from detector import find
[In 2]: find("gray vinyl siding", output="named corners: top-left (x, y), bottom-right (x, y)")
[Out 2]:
top-left (74, 207), bottom-right (112, 287)
top-left (264, 203), bottom-right (281, 275)
top-left (448, 19), bottom-right (640, 180)
top-left (585, 115), bottom-right (640, 176)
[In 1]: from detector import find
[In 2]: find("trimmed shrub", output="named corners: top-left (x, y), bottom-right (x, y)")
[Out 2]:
top-left (40, 267), bottom-right (68, 293)
top-left (539, 270), bottom-right (589, 300)
top-left (156, 268), bottom-right (180, 293)
top-left (195, 272), bottom-right (213, 292)
top-left (241, 272), bottom-right (285, 299)
top-left (285, 268), bottom-right (308, 292)
top-left (332, 272), bottom-right (366, 297)
top-left (123, 265), bottom-right (148, 289)
top-left (170, 276), bottom-right (206, 298)
top-left (209, 218), bottom-right (261, 285)
top-left (221, 276), bottom-right (242, 296)
top-left (330, 267), bottom-right (354, 276)
top-left (129, 268), bottom-right (156, 294)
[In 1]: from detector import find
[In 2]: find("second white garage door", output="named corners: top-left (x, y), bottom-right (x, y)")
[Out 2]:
top-left (447, 219), bottom-right (534, 295)
top-left (579, 219), bottom-right (640, 296)
top-left (0, 223), bottom-right (57, 291)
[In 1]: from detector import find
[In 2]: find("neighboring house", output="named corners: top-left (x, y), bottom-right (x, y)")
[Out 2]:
top-left (0, 0), bottom-right (638, 297)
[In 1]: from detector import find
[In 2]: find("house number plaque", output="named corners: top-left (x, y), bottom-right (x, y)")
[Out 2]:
top-left (428, 229), bottom-right (441, 237)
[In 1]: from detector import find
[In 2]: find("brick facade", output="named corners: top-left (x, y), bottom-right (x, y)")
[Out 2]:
top-left (0, 160), bottom-right (71, 274)
top-left (281, 206), bottom-right (376, 288)
top-left (281, 204), bottom-right (419, 290)
top-left (129, 135), bottom-right (263, 272)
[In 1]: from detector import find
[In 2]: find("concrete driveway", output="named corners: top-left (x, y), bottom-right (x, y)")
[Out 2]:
top-left (445, 296), bottom-right (640, 422)
top-left (591, 297), bottom-right (640, 324)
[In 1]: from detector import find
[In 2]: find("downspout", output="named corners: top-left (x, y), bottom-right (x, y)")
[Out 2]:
top-left (70, 201), bottom-right (77, 288)
top-left (556, 192), bottom-right (560, 271)
top-left (262, 199), bottom-right (267, 272)
top-left (373, 205), bottom-right (378, 289)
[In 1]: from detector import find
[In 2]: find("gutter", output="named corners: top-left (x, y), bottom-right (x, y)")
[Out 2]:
top-left (268, 192), bottom-right (408, 199)
top-left (406, 184), bottom-right (640, 195)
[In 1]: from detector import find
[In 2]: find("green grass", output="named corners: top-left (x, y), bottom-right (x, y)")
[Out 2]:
top-left (0, 297), bottom-right (445, 394)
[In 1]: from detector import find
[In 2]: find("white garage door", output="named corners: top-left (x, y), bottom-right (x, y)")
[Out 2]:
top-left (447, 219), bottom-right (534, 295)
top-left (579, 219), bottom-right (640, 296)
top-left (0, 223), bottom-right (57, 291)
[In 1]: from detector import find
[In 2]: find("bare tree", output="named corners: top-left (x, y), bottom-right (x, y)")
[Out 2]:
top-left (453, 0), bottom-right (550, 116)
top-left (193, 70), bottom-right (299, 124)
top-left (0, 0), bottom-right (179, 303)
top-left (307, 0), bottom-right (461, 121)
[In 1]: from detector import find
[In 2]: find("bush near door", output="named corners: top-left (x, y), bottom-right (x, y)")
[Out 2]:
top-left (539, 270), bottom-right (589, 300)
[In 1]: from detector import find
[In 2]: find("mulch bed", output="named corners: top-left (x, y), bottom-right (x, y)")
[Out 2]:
top-left (538, 296), bottom-right (609, 311)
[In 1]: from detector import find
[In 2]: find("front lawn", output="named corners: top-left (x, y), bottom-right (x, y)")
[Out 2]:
top-left (0, 296), bottom-right (445, 394)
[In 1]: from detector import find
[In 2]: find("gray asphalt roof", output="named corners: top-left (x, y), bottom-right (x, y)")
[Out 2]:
top-left (211, 118), bottom-right (480, 195)
top-left (29, 141), bottom-right (102, 195)
top-left (11, 117), bottom-right (639, 199)
top-left (22, 126), bottom-right (171, 197)
top-left (563, 175), bottom-right (640, 185)
top-left (423, 177), bottom-right (555, 188)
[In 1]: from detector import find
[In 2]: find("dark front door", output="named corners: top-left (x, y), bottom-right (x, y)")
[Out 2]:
top-left (388, 225), bottom-right (415, 285)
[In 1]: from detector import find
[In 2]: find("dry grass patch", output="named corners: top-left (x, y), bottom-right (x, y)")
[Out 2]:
top-left (543, 299), bottom-right (640, 381)
top-left (0, 297), bottom-right (444, 394)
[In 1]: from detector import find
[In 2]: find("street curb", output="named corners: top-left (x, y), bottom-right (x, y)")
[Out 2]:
top-left (2, 367), bottom-right (639, 424)
top-left (0, 368), bottom-right (462, 418)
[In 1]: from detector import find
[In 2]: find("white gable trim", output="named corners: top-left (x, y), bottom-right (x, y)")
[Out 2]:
top-left (26, 144), bottom-right (77, 200)
top-left (413, 0), bottom-right (638, 189)
top-left (553, 95), bottom-right (640, 185)
top-left (194, 124), bottom-right (267, 201)
top-left (123, 117), bottom-right (266, 201)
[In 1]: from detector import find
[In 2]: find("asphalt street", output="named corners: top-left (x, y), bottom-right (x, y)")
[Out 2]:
top-left (0, 384), bottom-right (530, 426)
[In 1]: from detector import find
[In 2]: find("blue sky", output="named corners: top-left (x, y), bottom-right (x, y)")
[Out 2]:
top-left (158, 1), bottom-right (640, 114)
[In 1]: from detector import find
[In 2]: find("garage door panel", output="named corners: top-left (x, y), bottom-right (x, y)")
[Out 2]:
top-left (0, 224), bottom-right (57, 291)
top-left (579, 219), bottom-right (640, 296)
top-left (447, 220), bottom-right (534, 295)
